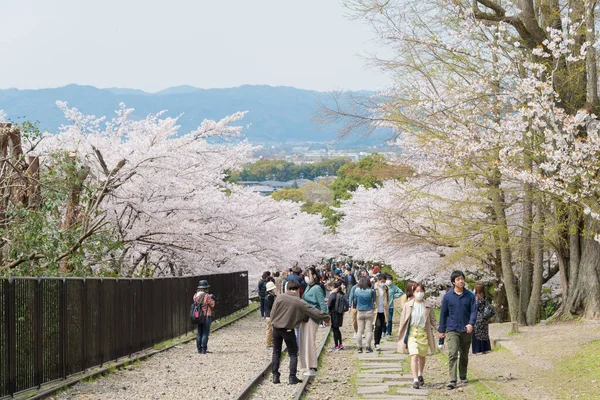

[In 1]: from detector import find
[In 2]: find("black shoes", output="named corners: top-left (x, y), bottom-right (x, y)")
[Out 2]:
top-left (366, 347), bottom-right (373, 353)
top-left (272, 374), bottom-right (280, 384)
top-left (289, 376), bottom-right (303, 384)
top-left (413, 381), bottom-right (420, 389)
top-left (418, 376), bottom-right (424, 385)
top-left (460, 377), bottom-right (469, 384)
top-left (357, 347), bottom-right (363, 353)
top-left (447, 381), bottom-right (456, 389)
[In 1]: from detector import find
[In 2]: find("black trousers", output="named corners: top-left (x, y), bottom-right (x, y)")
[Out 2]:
top-left (374, 312), bottom-right (386, 345)
top-left (272, 327), bottom-right (298, 377)
top-left (332, 326), bottom-right (342, 346)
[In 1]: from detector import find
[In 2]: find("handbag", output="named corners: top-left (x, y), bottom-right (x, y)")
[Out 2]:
top-left (403, 315), bottom-right (412, 345)
top-left (483, 301), bottom-right (495, 320)
top-left (190, 293), bottom-right (207, 325)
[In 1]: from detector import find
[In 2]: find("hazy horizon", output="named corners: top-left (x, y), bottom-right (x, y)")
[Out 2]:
top-left (0, 82), bottom-right (375, 94)
top-left (0, 1), bottom-right (390, 92)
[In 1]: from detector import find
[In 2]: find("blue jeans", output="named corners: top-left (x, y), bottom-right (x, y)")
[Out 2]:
top-left (196, 317), bottom-right (212, 353)
top-left (387, 307), bottom-right (394, 336)
top-left (260, 297), bottom-right (266, 317)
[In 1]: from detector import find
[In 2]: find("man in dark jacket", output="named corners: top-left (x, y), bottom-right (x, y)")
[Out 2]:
top-left (282, 266), bottom-right (306, 297)
top-left (439, 270), bottom-right (477, 389)
top-left (270, 280), bottom-right (330, 384)
top-left (258, 271), bottom-right (271, 317)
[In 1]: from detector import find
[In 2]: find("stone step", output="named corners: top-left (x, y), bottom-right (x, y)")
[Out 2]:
top-left (356, 378), bottom-right (413, 386)
top-left (358, 362), bottom-right (404, 368)
top-left (357, 373), bottom-right (414, 380)
top-left (346, 396), bottom-right (428, 399)
top-left (360, 367), bottom-right (403, 373)
top-left (357, 384), bottom-right (389, 394)
top-left (397, 387), bottom-right (429, 396)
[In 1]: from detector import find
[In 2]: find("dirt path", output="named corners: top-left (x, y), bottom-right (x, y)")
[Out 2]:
top-left (467, 320), bottom-right (600, 400)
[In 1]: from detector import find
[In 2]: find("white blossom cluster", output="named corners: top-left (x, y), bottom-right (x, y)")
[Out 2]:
top-left (29, 103), bottom-right (334, 278)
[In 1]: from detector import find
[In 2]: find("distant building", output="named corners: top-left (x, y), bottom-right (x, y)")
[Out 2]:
top-left (260, 181), bottom-right (292, 189)
top-left (246, 185), bottom-right (275, 196)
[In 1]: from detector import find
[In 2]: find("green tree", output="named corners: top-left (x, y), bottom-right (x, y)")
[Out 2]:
top-left (330, 154), bottom-right (413, 202)
top-left (271, 189), bottom-right (304, 203)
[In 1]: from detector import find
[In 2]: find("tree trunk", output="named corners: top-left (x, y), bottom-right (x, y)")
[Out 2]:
top-left (564, 215), bottom-right (600, 318)
top-left (59, 162), bottom-right (90, 274)
top-left (519, 182), bottom-right (533, 324)
top-left (567, 207), bottom-right (581, 300)
top-left (493, 246), bottom-right (510, 322)
top-left (526, 200), bottom-right (545, 324)
top-left (491, 183), bottom-right (519, 322)
top-left (585, 0), bottom-right (599, 107)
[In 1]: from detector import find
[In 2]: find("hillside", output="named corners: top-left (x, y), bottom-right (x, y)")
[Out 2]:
top-left (0, 84), bottom-right (392, 145)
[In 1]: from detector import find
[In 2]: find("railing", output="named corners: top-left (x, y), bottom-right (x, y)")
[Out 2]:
top-left (0, 272), bottom-right (249, 397)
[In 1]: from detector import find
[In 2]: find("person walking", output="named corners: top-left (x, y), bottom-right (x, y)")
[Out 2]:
top-left (265, 281), bottom-right (277, 349)
top-left (300, 267), bottom-right (329, 376)
top-left (270, 280), bottom-right (330, 384)
top-left (284, 266), bottom-right (306, 296)
top-left (193, 280), bottom-right (216, 354)
top-left (373, 274), bottom-right (389, 349)
top-left (395, 281), bottom-right (416, 313)
top-left (439, 270), bottom-right (477, 389)
top-left (397, 283), bottom-right (437, 389)
top-left (345, 265), bottom-right (357, 299)
top-left (472, 283), bottom-right (493, 355)
top-left (385, 274), bottom-right (404, 339)
top-left (354, 276), bottom-right (376, 353)
top-left (327, 281), bottom-right (347, 350)
top-left (258, 271), bottom-right (270, 318)
top-left (274, 271), bottom-right (283, 294)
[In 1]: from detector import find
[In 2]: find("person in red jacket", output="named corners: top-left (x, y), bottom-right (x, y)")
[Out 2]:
top-left (193, 280), bottom-right (215, 354)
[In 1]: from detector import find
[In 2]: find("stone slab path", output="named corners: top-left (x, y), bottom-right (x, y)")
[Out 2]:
top-left (347, 334), bottom-right (429, 399)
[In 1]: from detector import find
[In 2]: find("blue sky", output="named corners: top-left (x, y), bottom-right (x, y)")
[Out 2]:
top-left (0, 0), bottom-right (389, 92)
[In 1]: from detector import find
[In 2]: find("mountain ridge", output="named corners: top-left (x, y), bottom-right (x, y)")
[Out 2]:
top-left (0, 84), bottom-right (391, 145)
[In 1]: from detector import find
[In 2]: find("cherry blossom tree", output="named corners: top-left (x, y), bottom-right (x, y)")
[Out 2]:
top-left (340, 0), bottom-right (600, 320)
top-left (5, 102), bottom-right (334, 281)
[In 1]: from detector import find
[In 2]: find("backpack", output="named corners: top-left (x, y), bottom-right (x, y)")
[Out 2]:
top-left (335, 292), bottom-right (349, 314)
top-left (190, 293), bottom-right (207, 325)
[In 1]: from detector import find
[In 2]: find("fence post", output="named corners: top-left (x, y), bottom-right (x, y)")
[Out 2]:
top-left (60, 278), bottom-right (67, 380)
top-left (7, 278), bottom-right (15, 396)
top-left (98, 278), bottom-right (103, 367)
top-left (35, 278), bottom-right (43, 388)
top-left (81, 278), bottom-right (86, 371)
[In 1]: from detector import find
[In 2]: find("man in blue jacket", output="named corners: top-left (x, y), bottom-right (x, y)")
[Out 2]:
top-left (438, 270), bottom-right (477, 389)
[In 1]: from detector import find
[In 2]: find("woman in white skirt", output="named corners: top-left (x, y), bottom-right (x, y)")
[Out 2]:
top-left (397, 283), bottom-right (437, 389)
top-left (299, 267), bottom-right (328, 376)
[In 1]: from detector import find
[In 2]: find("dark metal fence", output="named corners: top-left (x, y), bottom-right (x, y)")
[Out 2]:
top-left (0, 272), bottom-right (248, 397)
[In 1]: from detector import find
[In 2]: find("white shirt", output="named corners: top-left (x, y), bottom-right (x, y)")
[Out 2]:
top-left (410, 301), bottom-right (426, 328)
top-left (378, 286), bottom-right (385, 312)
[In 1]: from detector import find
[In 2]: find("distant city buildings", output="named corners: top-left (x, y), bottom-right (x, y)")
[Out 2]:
top-left (240, 178), bottom-right (335, 196)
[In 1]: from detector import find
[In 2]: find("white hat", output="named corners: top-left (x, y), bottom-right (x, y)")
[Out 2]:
top-left (266, 281), bottom-right (277, 292)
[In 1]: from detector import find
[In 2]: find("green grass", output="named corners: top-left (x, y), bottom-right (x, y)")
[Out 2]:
top-left (492, 343), bottom-right (509, 352)
top-left (507, 329), bottom-right (520, 336)
top-left (470, 380), bottom-right (503, 400)
top-left (555, 339), bottom-right (600, 399)
top-left (436, 352), bottom-right (502, 400)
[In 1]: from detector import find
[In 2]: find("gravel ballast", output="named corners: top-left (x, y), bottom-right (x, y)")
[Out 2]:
top-left (51, 310), bottom-right (271, 400)
top-left (250, 325), bottom-right (330, 400)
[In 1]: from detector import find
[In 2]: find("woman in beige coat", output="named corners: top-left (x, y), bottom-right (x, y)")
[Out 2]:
top-left (396, 283), bottom-right (437, 390)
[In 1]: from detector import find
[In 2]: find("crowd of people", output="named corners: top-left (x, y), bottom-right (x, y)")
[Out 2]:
top-left (193, 264), bottom-right (496, 390)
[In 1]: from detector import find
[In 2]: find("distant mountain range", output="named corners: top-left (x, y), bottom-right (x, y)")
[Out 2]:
top-left (0, 84), bottom-right (393, 146)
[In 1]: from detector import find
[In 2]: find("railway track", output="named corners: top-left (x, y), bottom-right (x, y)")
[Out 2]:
top-left (234, 326), bottom-right (331, 400)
